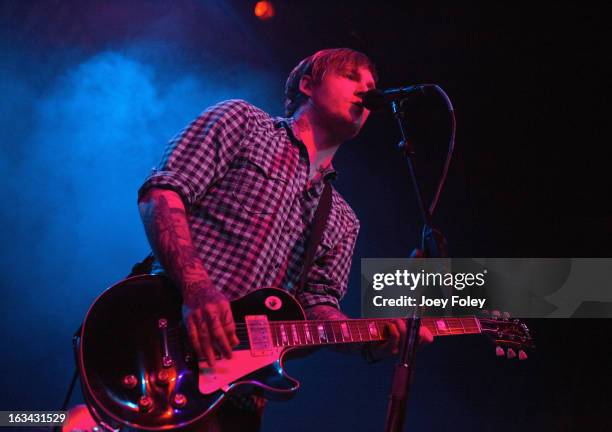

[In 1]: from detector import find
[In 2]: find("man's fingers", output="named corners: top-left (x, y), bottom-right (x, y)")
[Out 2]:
top-left (182, 291), bottom-right (237, 366)
top-left (186, 315), bottom-right (203, 361)
top-left (386, 322), bottom-right (400, 354)
top-left (199, 324), bottom-right (216, 367)
top-left (395, 318), bottom-right (407, 343)
top-left (220, 304), bottom-right (239, 347)
top-left (192, 308), bottom-right (216, 366)
top-left (419, 325), bottom-right (434, 345)
top-left (205, 305), bottom-right (233, 358)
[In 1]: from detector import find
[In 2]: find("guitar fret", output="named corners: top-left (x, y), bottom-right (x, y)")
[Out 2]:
top-left (449, 318), bottom-right (465, 334)
top-left (368, 321), bottom-right (380, 340)
top-left (303, 323), bottom-right (312, 344)
top-left (317, 323), bottom-right (327, 343)
top-left (432, 318), bottom-right (447, 335)
top-left (291, 324), bottom-right (299, 346)
top-left (354, 322), bottom-right (363, 342)
top-left (446, 318), bottom-right (459, 334)
top-left (326, 322), bottom-right (336, 343)
top-left (280, 324), bottom-right (288, 345)
top-left (272, 324), bottom-right (278, 347)
top-left (285, 324), bottom-right (292, 345)
top-left (311, 322), bottom-right (319, 344)
top-left (296, 323), bottom-right (303, 345)
top-left (377, 321), bottom-right (385, 341)
top-left (340, 321), bottom-right (350, 342)
top-left (333, 321), bottom-right (342, 342)
top-left (328, 322), bottom-right (336, 342)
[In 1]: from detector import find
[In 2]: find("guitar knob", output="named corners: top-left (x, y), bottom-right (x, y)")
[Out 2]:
top-left (518, 350), bottom-right (528, 360)
top-left (157, 370), bottom-right (170, 385)
top-left (507, 348), bottom-right (516, 359)
top-left (172, 393), bottom-right (187, 409)
top-left (122, 374), bottom-right (138, 389)
top-left (495, 346), bottom-right (505, 357)
top-left (138, 395), bottom-right (154, 412)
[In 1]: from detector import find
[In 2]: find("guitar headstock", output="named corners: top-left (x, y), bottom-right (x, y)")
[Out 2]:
top-left (478, 310), bottom-right (535, 360)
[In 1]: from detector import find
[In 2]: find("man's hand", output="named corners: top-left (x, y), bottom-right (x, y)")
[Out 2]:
top-left (369, 319), bottom-right (433, 358)
top-left (139, 188), bottom-right (239, 366)
top-left (182, 280), bottom-right (239, 367)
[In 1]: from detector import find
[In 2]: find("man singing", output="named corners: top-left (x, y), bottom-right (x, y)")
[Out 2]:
top-left (138, 48), bottom-right (432, 431)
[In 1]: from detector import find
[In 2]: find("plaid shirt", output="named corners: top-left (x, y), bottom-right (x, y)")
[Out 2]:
top-left (138, 99), bottom-right (360, 310)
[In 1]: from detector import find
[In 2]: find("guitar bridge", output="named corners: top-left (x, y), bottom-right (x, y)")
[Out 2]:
top-left (245, 315), bottom-right (274, 356)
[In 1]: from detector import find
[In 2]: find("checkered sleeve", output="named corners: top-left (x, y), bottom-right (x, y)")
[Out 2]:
top-left (138, 99), bottom-right (253, 207)
top-left (296, 220), bottom-right (360, 309)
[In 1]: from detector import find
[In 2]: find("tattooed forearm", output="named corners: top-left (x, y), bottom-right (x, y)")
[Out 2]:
top-left (139, 188), bottom-right (212, 304)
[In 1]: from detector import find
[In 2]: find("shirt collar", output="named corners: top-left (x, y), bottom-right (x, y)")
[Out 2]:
top-left (274, 117), bottom-right (338, 182)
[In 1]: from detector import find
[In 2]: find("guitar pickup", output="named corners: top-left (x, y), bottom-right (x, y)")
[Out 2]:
top-left (245, 315), bottom-right (274, 356)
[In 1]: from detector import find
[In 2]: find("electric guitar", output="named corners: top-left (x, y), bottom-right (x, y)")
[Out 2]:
top-left (76, 274), bottom-right (534, 431)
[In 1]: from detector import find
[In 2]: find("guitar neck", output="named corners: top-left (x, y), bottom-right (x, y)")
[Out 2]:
top-left (267, 316), bottom-right (481, 348)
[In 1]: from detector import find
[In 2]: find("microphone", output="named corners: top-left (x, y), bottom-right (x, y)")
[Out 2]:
top-left (361, 85), bottom-right (426, 111)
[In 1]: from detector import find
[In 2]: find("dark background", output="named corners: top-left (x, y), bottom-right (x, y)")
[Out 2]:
top-left (1, 1), bottom-right (610, 431)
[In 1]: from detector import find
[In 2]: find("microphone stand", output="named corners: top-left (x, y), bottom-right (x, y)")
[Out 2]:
top-left (383, 101), bottom-right (449, 432)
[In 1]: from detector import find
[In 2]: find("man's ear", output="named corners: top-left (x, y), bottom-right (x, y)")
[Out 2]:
top-left (298, 74), bottom-right (314, 98)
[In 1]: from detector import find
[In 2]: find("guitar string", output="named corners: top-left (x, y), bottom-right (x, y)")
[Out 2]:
top-left (171, 318), bottom-right (482, 336)
top-left (169, 318), bottom-right (489, 352)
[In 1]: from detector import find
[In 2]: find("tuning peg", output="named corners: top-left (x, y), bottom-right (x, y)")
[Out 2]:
top-left (491, 310), bottom-right (501, 319)
top-left (502, 311), bottom-right (511, 320)
top-left (506, 348), bottom-right (516, 359)
top-left (518, 350), bottom-right (528, 360)
top-left (495, 346), bottom-right (505, 357)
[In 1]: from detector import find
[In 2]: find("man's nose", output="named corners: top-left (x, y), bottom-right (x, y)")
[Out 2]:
top-left (355, 87), bottom-right (369, 99)
top-left (356, 82), bottom-right (372, 96)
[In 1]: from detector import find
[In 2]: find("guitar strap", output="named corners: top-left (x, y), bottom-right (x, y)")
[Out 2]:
top-left (298, 181), bottom-right (333, 290)
top-left (129, 252), bottom-right (155, 277)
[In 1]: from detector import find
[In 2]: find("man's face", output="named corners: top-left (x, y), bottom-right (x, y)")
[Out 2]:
top-left (304, 65), bottom-right (376, 139)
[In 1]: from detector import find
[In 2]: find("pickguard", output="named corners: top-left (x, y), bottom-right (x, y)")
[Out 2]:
top-left (198, 348), bottom-right (283, 395)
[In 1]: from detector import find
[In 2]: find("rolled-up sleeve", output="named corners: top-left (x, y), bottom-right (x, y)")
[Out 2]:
top-left (138, 99), bottom-right (253, 207)
top-left (296, 221), bottom-right (360, 309)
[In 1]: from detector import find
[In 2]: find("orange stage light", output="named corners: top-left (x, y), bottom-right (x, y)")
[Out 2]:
top-left (254, 1), bottom-right (275, 20)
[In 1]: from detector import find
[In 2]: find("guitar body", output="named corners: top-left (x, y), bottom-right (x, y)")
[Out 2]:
top-left (78, 275), bottom-right (303, 431)
top-left (77, 274), bottom-right (534, 430)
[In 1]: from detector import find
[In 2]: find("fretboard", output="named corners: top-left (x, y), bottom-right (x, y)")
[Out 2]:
top-left (266, 317), bottom-right (481, 348)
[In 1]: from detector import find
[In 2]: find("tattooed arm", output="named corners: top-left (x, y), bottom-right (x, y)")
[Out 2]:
top-left (138, 187), bottom-right (238, 366)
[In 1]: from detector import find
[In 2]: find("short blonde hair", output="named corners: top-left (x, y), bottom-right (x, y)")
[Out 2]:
top-left (284, 48), bottom-right (378, 117)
